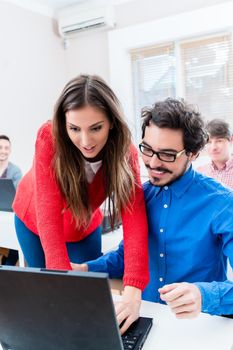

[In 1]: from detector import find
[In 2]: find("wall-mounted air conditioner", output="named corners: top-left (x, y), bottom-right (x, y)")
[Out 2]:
top-left (57, 4), bottom-right (116, 38)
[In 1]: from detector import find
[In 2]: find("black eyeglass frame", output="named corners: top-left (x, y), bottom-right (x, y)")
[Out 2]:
top-left (139, 143), bottom-right (186, 163)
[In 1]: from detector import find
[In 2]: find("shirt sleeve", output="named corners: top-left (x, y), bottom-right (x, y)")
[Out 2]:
top-left (11, 166), bottom-right (22, 188)
top-left (121, 144), bottom-right (149, 290)
top-left (195, 192), bottom-right (233, 316)
top-left (195, 280), bottom-right (233, 316)
top-left (34, 123), bottom-right (71, 270)
top-left (87, 240), bottom-right (124, 279)
top-left (7, 163), bottom-right (22, 188)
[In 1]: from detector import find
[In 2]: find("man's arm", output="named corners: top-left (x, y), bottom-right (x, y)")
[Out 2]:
top-left (87, 240), bottom-right (124, 278)
top-left (159, 280), bottom-right (233, 318)
top-left (195, 280), bottom-right (233, 316)
top-left (159, 283), bottom-right (202, 318)
top-left (8, 163), bottom-right (22, 188)
top-left (72, 240), bottom-right (124, 279)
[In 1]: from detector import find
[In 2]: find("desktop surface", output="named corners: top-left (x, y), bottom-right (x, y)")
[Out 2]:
top-left (137, 300), bottom-right (233, 350)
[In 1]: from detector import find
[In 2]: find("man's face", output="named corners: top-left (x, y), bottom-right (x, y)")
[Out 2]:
top-left (141, 124), bottom-right (195, 186)
top-left (0, 139), bottom-right (11, 162)
top-left (206, 136), bottom-right (232, 164)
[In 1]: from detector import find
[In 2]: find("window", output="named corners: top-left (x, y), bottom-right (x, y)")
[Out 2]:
top-left (131, 33), bottom-right (233, 142)
top-left (131, 43), bottom-right (176, 141)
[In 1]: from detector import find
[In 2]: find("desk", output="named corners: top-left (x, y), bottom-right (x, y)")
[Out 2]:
top-left (0, 288), bottom-right (232, 350)
top-left (0, 212), bottom-right (25, 267)
top-left (139, 300), bottom-right (233, 350)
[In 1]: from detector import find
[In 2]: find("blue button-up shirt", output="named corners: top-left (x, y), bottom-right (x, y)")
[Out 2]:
top-left (88, 166), bottom-right (233, 315)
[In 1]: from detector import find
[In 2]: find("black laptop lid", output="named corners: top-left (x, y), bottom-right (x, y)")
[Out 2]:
top-left (0, 179), bottom-right (16, 212)
top-left (0, 267), bottom-right (124, 350)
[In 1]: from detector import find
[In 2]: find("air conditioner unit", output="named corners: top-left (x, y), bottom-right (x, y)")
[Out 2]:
top-left (57, 4), bottom-right (115, 38)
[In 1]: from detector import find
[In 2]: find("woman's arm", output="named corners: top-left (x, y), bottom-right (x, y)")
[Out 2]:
top-left (34, 123), bottom-right (71, 270)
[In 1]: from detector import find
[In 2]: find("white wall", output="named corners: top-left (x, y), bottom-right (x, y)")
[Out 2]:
top-left (64, 30), bottom-right (110, 82)
top-left (0, 1), bottom-right (66, 173)
top-left (62, 0), bottom-right (233, 83)
top-left (62, 0), bottom-right (233, 136)
top-left (115, 0), bottom-right (233, 28)
top-left (2, 0), bottom-right (233, 173)
top-left (108, 1), bottom-right (233, 141)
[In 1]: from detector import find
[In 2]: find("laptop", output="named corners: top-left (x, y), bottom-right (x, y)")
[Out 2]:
top-left (0, 266), bottom-right (153, 350)
top-left (0, 179), bottom-right (16, 212)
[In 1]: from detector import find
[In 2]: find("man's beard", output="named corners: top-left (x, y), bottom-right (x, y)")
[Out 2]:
top-left (146, 159), bottom-right (191, 186)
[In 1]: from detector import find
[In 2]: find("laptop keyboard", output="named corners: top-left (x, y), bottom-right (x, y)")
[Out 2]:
top-left (122, 329), bottom-right (142, 349)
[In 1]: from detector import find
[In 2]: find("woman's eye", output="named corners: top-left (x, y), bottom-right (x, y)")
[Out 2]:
top-left (69, 127), bottom-right (79, 132)
top-left (91, 126), bottom-right (102, 132)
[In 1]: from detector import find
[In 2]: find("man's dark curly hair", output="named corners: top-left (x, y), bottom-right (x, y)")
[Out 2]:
top-left (141, 98), bottom-right (208, 154)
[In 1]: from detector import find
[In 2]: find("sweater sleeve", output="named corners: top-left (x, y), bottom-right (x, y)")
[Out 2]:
top-left (34, 123), bottom-right (71, 270)
top-left (121, 144), bottom-right (149, 290)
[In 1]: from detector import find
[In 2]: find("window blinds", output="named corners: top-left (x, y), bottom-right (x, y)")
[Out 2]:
top-left (131, 33), bottom-right (233, 138)
top-left (131, 43), bottom-right (176, 124)
top-left (180, 34), bottom-right (233, 125)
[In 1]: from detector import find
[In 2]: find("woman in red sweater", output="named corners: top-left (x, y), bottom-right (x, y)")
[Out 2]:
top-left (13, 74), bottom-right (149, 333)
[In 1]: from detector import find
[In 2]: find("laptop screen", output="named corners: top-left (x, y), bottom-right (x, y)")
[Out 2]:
top-left (0, 267), bottom-right (152, 350)
top-left (0, 179), bottom-right (16, 212)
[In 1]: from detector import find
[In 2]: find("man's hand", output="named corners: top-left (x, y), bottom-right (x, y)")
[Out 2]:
top-left (158, 282), bottom-right (202, 318)
top-left (70, 262), bottom-right (88, 272)
top-left (115, 286), bottom-right (141, 334)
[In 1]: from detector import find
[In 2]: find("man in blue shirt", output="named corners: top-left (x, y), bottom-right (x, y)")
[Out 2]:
top-left (72, 98), bottom-right (233, 319)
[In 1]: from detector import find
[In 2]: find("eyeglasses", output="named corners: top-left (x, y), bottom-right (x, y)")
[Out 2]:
top-left (139, 143), bottom-right (186, 163)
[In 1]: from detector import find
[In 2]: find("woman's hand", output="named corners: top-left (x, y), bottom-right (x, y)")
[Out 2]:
top-left (70, 262), bottom-right (88, 272)
top-left (114, 286), bottom-right (142, 334)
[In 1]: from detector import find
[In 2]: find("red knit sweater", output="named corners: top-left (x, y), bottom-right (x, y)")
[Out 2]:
top-left (13, 123), bottom-right (149, 289)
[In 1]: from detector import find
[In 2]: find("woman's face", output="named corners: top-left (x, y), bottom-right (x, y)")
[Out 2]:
top-left (65, 105), bottom-right (112, 159)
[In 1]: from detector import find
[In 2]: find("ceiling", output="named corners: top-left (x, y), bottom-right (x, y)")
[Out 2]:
top-left (28, 0), bottom-right (100, 12)
top-left (4, 0), bottom-right (133, 16)
top-left (4, 0), bottom-right (233, 18)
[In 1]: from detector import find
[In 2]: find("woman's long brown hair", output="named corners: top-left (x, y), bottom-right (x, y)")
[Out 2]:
top-left (52, 74), bottom-right (135, 229)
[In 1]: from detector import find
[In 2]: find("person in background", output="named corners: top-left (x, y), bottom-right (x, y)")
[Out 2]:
top-left (0, 135), bottom-right (22, 187)
top-left (13, 74), bottom-right (149, 333)
top-left (198, 119), bottom-right (233, 188)
top-left (0, 135), bottom-right (22, 266)
top-left (75, 98), bottom-right (233, 319)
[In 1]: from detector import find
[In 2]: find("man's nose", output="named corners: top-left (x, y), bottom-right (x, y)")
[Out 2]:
top-left (209, 141), bottom-right (218, 150)
top-left (149, 153), bottom-right (163, 168)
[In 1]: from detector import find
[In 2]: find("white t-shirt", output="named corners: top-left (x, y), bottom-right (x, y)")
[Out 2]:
top-left (84, 160), bottom-right (102, 183)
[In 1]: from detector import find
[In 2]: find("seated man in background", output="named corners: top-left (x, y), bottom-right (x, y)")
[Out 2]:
top-left (72, 98), bottom-right (233, 319)
top-left (198, 119), bottom-right (233, 188)
top-left (0, 135), bottom-right (22, 265)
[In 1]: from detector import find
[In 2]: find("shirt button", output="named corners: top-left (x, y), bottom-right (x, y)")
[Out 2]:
top-left (163, 204), bottom-right (168, 208)
top-left (160, 228), bottom-right (164, 233)
top-left (159, 277), bottom-right (163, 282)
top-left (164, 186), bottom-right (168, 190)
top-left (160, 253), bottom-right (164, 258)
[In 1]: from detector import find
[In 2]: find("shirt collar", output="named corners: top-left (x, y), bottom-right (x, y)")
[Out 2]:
top-left (211, 156), bottom-right (233, 171)
top-left (152, 165), bottom-right (195, 198)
